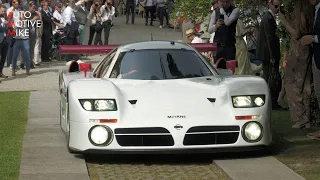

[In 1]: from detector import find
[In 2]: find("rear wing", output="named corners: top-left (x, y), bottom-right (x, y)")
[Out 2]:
top-left (59, 43), bottom-right (217, 54)
top-left (60, 43), bottom-right (237, 75)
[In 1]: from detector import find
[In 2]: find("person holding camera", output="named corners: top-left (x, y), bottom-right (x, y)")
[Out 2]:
top-left (88, 0), bottom-right (103, 45)
top-left (53, 2), bottom-right (65, 33)
top-left (208, 0), bottom-right (239, 63)
top-left (101, 0), bottom-right (114, 44)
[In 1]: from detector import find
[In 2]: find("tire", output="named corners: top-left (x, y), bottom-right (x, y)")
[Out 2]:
top-left (66, 105), bottom-right (77, 154)
top-left (59, 100), bottom-right (64, 132)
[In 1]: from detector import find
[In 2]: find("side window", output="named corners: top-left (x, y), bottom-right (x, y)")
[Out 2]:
top-left (93, 48), bottom-right (117, 78)
top-left (100, 51), bottom-right (117, 77)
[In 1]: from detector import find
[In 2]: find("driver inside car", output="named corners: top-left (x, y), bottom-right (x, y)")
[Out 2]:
top-left (117, 59), bottom-right (155, 79)
top-left (117, 59), bottom-right (140, 79)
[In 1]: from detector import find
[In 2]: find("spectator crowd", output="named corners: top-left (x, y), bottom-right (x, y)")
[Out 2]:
top-left (0, 0), bottom-right (174, 78)
top-left (181, 0), bottom-right (320, 140)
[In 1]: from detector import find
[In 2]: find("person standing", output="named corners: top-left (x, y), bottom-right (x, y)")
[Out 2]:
top-left (34, 5), bottom-right (42, 66)
top-left (144, 0), bottom-right (155, 26)
top-left (156, 0), bottom-right (166, 28)
top-left (87, 0), bottom-right (103, 45)
top-left (40, 0), bottom-right (54, 62)
top-left (101, 0), bottom-right (114, 44)
top-left (11, 3), bottom-right (32, 76)
top-left (235, 19), bottom-right (253, 75)
top-left (301, 0), bottom-right (320, 139)
top-left (75, 0), bottom-right (88, 45)
top-left (27, 1), bottom-right (41, 67)
top-left (0, 5), bottom-right (8, 80)
top-left (6, 0), bottom-right (19, 70)
top-left (256, 0), bottom-right (281, 109)
top-left (62, 0), bottom-right (79, 62)
top-left (125, 0), bottom-right (135, 24)
top-left (279, 0), bottom-right (314, 128)
top-left (208, 0), bottom-right (239, 62)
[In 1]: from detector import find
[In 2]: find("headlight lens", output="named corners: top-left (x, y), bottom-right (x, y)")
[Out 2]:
top-left (233, 96), bottom-right (251, 108)
top-left (88, 125), bottom-right (114, 146)
top-left (83, 101), bottom-right (93, 110)
top-left (254, 97), bottom-right (264, 106)
top-left (242, 121), bottom-right (263, 142)
top-left (79, 99), bottom-right (117, 111)
top-left (91, 126), bottom-right (108, 144)
top-left (232, 95), bottom-right (265, 108)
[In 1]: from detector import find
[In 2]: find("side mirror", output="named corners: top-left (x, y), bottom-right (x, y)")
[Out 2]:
top-left (216, 68), bottom-right (233, 76)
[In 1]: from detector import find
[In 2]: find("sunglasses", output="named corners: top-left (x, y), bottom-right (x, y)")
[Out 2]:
top-left (271, 2), bottom-right (279, 8)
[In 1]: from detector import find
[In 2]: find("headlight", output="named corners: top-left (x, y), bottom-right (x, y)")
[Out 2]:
top-left (79, 99), bottom-right (117, 111)
top-left (88, 125), bottom-right (114, 146)
top-left (232, 95), bottom-right (265, 108)
top-left (242, 121), bottom-right (263, 142)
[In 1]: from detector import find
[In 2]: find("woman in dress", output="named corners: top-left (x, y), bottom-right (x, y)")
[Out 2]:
top-left (278, 0), bottom-right (314, 129)
top-left (235, 19), bottom-right (254, 75)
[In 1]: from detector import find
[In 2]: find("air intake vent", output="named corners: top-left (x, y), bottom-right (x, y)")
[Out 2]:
top-left (207, 98), bottom-right (216, 102)
top-left (129, 100), bottom-right (137, 104)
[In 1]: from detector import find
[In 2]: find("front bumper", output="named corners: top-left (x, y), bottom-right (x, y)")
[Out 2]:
top-left (68, 120), bottom-right (272, 154)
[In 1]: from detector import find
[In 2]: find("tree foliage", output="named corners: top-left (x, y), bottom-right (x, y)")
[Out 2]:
top-left (171, 0), bottom-right (212, 23)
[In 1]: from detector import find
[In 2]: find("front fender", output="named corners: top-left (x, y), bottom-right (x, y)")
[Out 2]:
top-left (67, 79), bottom-right (127, 123)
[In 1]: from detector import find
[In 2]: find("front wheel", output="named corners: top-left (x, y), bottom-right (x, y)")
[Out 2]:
top-left (66, 106), bottom-right (77, 154)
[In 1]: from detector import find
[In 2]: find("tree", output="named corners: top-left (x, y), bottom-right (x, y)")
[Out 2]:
top-left (170, 0), bottom-right (212, 23)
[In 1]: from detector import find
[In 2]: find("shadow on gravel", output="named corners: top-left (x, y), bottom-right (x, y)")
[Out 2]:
top-left (84, 148), bottom-right (279, 165)
top-left (1, 69), bottom-right (60, 82)
top-left (85, 154), bottom-right (214, 165)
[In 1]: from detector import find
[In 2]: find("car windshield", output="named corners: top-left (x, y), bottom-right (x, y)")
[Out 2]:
top-left (109, 49), bottom-right (214, 80)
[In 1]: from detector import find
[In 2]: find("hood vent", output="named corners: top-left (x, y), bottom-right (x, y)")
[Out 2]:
top-left (129, 100), bottom-right (137, 104)
top-left (207, 98), bottom-right (216, 102)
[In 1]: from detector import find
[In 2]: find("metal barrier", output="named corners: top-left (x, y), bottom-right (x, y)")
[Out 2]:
top-left (59, 43), bottom-right (217, 54)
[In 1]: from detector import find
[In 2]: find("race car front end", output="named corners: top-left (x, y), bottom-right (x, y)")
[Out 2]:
top-left (67, 88), bottom-right (272, 154)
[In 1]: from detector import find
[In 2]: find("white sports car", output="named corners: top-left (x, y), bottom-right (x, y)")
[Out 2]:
top-left (59, 41), bottom-right (272, 154)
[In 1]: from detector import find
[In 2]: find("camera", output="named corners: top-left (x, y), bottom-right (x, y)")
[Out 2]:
top-left (219, 14), bottom-right (224, 20)
top-left (53, 18), bottom-right (60, 23)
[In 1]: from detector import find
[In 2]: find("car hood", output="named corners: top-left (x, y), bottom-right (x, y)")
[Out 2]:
top-left (106, 77), bottom-right (235, 126)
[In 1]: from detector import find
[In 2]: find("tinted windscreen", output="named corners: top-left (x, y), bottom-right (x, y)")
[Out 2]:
top-left (110, 49), bottom-right (213, 80)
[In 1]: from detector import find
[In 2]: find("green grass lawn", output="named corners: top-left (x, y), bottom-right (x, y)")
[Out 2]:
top-left (270, 110), bottom-right (320, 180)
top-left (0, 92), bottom-right (30, 180)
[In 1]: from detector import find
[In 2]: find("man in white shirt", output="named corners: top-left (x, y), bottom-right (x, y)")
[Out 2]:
top-left (100, 0), bottom-right (114, 44)
top-left (186, 28), bottom-right (214, 64)
top-left (62, 0), bottom-right (79, 62)
top-left (186, 29), bottom-right (203, 43)
top-left (52, 2), bottom-right (64, 34)
top-left (62, 0), bottom-right (77, 27)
